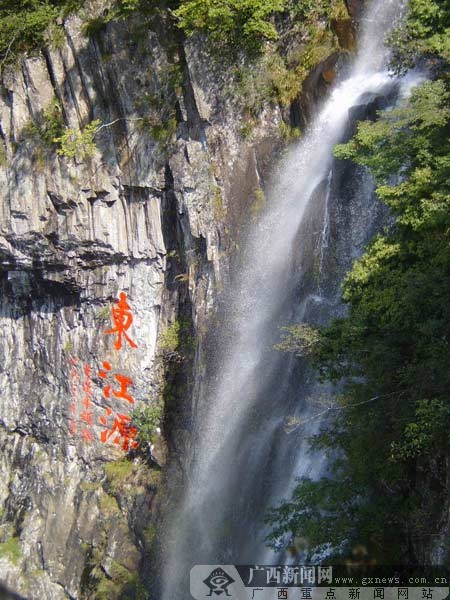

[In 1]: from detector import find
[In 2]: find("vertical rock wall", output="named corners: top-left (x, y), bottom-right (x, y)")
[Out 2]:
top-left (0, 10), bottom-right (287, 599)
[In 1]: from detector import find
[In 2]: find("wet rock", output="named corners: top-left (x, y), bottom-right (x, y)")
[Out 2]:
top-left (322, 68), bottom-right (337, 84)
top-left (344, 0), bottom-right (366, 20)
top-left (331, 18), bottom-right (357, 51)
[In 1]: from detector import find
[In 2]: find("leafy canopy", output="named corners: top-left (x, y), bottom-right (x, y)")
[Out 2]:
top-left (389, 0), bottom-right (450, 72)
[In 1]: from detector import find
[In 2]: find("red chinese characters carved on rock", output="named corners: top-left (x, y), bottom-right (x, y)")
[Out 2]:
top-left (99, 413), bottom-right (137, 451)
top-left (105, 292), bottom-right (138, 351)
top-left (98, 361), bottom-right (135, 404)
top-left (69, 358), bottom-right (94, 442)
top-left (69, 357), bottom-right (79, 435)
top-left (98, 361), bottom-right (138, 451)
top-left (99, 292), bottom-right (138, 451)
top-left (67, 292), bottom-right (138, 451)
top-left (80, 363), bottom-right (94, 441)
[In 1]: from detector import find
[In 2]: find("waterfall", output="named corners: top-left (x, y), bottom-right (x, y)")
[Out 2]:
top-left (161, 0), bottom-right (420, 596)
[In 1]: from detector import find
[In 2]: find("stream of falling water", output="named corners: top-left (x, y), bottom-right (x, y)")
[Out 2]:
top-left (162, 1), bottom-right (421, 597)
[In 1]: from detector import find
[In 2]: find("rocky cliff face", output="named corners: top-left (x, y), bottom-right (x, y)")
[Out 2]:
top-left (0, 1), bottom-right (359, 596)
top-left (0, 8), bottom-right (296, 599)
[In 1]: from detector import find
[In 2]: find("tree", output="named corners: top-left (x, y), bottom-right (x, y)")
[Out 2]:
top-left (267, 0), bottom-right (450, 563)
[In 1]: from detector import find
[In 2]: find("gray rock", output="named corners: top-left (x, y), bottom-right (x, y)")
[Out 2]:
top-left (0, 9), bottom-right (286, 599)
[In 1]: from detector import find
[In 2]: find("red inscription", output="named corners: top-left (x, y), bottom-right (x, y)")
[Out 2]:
top-left (105, 292), bottom-right (138, 351)
top-left (100, 413), bottom-right (138, 452)
top-left (67, 292), bottom-right (139, 452)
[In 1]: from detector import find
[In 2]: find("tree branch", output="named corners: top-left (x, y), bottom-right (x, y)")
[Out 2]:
top-left (0, 35), bottom-right (17, 72)
top-left (285, 390), bottom-right (404, 433)
top-left (94, 117), bottom-right (145, 135)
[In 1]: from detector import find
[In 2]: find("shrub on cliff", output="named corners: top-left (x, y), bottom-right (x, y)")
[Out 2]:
top-left (0, 0), bottom-right (83, 63)
top-left (173, 0), bottom-right (288, 53)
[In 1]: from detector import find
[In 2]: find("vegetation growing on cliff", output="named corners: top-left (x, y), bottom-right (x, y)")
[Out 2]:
top-left (267, 0), bottom-right (450, 563)
top-left (0, 0), bottom-right (173, 63)
top-left (0, 537), bottom-right (22, 564)
top-left (0, 0), bottom-right (352, 163)
top-left (54, 118), bottom-right (101, 159)
top-left (175, 0), bottom-right (349, 106)
top-left (173, 0), bottom-right (287, 52)
top-left (130, 404), bottom-right (162, 448)
top-left (389, 0), bottom-right (450, 72)
top-left (174, 0), bottom-right (347, 53)
top-left (0, 0), bottom-right (79, 61)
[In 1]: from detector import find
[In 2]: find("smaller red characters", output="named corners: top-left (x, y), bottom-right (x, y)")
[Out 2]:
top-left (105, 292), bottom-right (138, 351)
top-left (80, 408), bottom-right (93, 425)
top-left (82, 429), bottom-right (94, 442)
top-left (70, 362), bottom-right (95, 444)
top-left (68, 358), bottom-right (80, 435)
top-left (83, 364), bottom-right (93, 395)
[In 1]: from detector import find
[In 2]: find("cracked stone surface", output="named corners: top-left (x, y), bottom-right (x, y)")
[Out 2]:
top-left (0, 9), bottom-right (287, 599)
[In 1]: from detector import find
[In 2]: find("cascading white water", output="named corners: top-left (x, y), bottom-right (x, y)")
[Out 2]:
top-left (161, 1), bottom-right (419, 596)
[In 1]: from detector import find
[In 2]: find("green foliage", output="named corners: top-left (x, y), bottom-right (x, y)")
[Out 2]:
top-left (174, 0), bottom-right (346, 63)
top-left (54, 118), bottom-right (101, 160)
top-left (35, 97), bottom-right (65, 145)
top-left (80, 481), bottom-right (102, 492)
top-left (82, 0), bottom-right (169, 38)
top-left (159, 318), bottom-right (194, 358)
top-left (174, 0), bottom-right (287, 53)
top-left (104, 459), bottom-right (134, 481)
top-left (135, 63), bottom-right (181, 153)
top-left (82, 16), bottom-right (108, 37)
top-left (148, 117), bottom-right (177, 148)
top-left (104, 459), bottom-right (136, 494)
top-left (63, 339), bottom-right (73, 353)
top-left (279, 121), bottom-right (301, 141)
top-left (159, 320), bottom-right (182, 353)
top-left (106, 562), bottom-right (146, 599)
top-left (130, 403), bottom-right (162, 447)
top-left (99, 492), bottom-right (120, 514)
top-left (93, 558), bottom-right (147, 600)
top-left (250, 186), bottom-right (266, 218)
top-left (274, 324), bottom-right (320, 357)
top-left (0, 143), bottom-right (6, 166)
top-left (96, 305), bottom-right (111, 321)
top-left (0, 537), bottom-right (21, 564)
top-left (240, 120), bottom-right (255, 139)
top-left (329, 0), bottom-right (347, 20)
top-left (0, 0), bottom-right (83, 63)
top-left (21, 103), bottom-right (100, 163)
top-left (268, 2), bottom-right (450, 563)
top-left (21, 96), bottom-right (65, 163)
top-left (211, 186), bottom-right (226, 220)
top-left (265, 476), bottom-right (357, 555)
top-left (389, 0), bottom-right (450, 73)
top-left (144, 523), bottom-right (156, 545)
top-left (390, 399), bottom-right (450, 460)
top-left (288, 0), bottom-right (332, 22)
top-left (103, 458), bottom-right (153, 495)
top-left (235, 23), bottom-right (335, 112)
